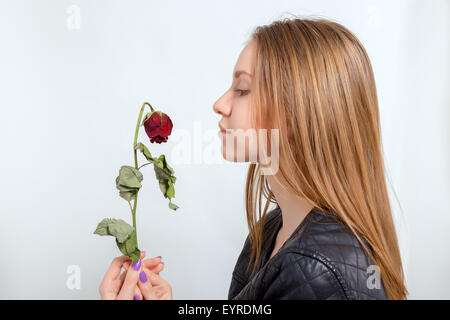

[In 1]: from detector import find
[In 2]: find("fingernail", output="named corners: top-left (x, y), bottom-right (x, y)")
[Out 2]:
top-left (161, 261), bottom-right (164, 265)
top-left (134, 294), bottom-right (141, 300)
top-left (132, 259), bottom-right (141, 271)
top-left (139, 270), bottom-right (147, 283)
top-left (157, 256), bottom-right (162, 259)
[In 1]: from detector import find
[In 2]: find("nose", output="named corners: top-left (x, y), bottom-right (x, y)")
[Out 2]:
top-left (213, 93), bottom-right (231, 117)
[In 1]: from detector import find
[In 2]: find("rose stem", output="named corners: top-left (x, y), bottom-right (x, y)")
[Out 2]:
top-left (132, 101), bottom-right (155, 249)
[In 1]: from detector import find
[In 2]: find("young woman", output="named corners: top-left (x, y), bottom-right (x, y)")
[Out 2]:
top-left (98, 17), bottom-right (408, 300)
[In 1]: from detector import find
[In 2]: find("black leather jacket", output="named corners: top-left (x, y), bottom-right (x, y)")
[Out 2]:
top-left (228, 206), bottom-right (388, 300)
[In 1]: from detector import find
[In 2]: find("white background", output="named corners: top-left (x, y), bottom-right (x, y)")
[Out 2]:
top-left (0, 0), bottom-right (449, 299)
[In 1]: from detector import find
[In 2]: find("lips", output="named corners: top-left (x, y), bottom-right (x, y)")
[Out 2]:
top-left (218, 123), bottom-right (227, 133)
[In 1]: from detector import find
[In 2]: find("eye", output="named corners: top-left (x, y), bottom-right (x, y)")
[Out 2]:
top-left (234, 89), bottom-right (250, 97)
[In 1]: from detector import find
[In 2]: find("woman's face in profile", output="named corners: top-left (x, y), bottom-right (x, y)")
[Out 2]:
top-left (213, 39), bottom-right (258, 163)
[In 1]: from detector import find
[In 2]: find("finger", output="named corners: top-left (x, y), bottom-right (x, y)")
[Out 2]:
top-left (124, 260), bottom-right (160, 276)
top-left (146, 269), bottom-right (169, 287)
top-left (144, 261), bottom-right (164, 275)
top-left (134, 250), bottom-right (145, 300)
top-left (133, 251), bottom-right (146, 286)
top-left (133, 286), bottom-right (143, 300)
top-left (117, 259), bottom-right (143, 300)
top-left (143, 256), bottom-right (162, 269)
top-left (119, 271), bottom-right (125, 285)
top-left (122, 260), bottom-right (131, 271)
top-left (104, 255), bottom-right (131, 281)
top-left (122, 255), bottom-right (161, 277)
top-left (137, 269), bottom-right (154, 300)
top-left (122, 252), bottom-right (146, 273)
top-left (119, 261), bottom-right (131, 285)
top-left (123, 252), bottom-right (148, 271)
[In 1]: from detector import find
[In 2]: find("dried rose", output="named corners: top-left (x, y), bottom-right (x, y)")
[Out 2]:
top-left (94, 102), bottom-right (179, 263)
top-left (142, 111), bottom-right (173, 144)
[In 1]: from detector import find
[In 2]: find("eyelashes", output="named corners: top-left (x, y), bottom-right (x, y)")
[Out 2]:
top-left (234, 89), bottom-right (250, 97)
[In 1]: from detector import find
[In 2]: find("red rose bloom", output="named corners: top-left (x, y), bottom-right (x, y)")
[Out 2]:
top-left (143, 111), bottom-right (173, 144)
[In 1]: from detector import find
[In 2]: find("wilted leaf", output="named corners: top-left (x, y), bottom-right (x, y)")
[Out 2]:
top-left (169, 200), bottom-right (179, 211)
top-left (93, 218), bottom-right (134, 243)
top-left (118, 189), bottom-right (136, 202)
top-left (93, 219), bottom-right (110, 236)
top-left (116, 230), bottom-right (141, 262)
top-left (167, 179), bottom-right (175, 199)
top-left (159, 180), bottom-right (168, 195)
top-left (135, 142), bottom-right (154, 163)
top-left (154, 165), bottom-right (171, 181)
top-left (150, 154), bottom-right (179, 211)
top-left (129, 250), bottom-right (141, 262)
top-left (115, 166), bottom-right (143, 202)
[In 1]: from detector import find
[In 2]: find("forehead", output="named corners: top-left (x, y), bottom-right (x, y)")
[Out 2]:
top-left (233, 40), bottom-right (256, 77)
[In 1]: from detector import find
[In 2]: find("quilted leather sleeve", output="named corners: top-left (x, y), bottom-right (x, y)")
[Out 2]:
top-left (262, 251), bottom-right (349, 299)
top-left (228, 234), bottom-right (252, 300)
top-left (228, 207), bottom-right (389, 300)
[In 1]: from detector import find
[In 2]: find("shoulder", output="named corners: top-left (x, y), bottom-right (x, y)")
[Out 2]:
top-left (228, 206), bottom-right (281, 298)
top-left (236, 206), bottom-right (281, 258)
top-left (265, 208), bottom-right (388, 300)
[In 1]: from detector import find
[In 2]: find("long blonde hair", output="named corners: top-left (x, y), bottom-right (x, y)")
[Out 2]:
top-left (244, 17), bottom-right (408, 300)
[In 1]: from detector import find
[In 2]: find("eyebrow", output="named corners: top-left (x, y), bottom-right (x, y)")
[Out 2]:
top-left (233, 70), bottom-right (253, 79)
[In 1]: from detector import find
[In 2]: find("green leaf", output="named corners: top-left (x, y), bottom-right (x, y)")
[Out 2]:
top-left (116, 166), bottom-right (143, 188)
top-left (109, 220), bottom-right (134, 243)
top-left (169, 201), bottom-right (179, 211)
top-left (153, 155), bottom-right (173, 179)
top-left (116, 230), bottom-right (141, 262)
top-left (129, 250), bottom-right (141, 262)
top-left (154, 165), bottom-right (171, 181)
top-left (115, 166), bottom-right (143, 202)
top-left (151, 154), bottom-right (179, 210)
top-left (93, 218), bottom-right (110, 236)
top-left (166, 163), bottom-right (174, 175)
top-left (159, 180), bottom-right (168, 195)
top-left (94, 219), bottom-right (140, 262)
top-left (93, 218), bottom-right (134, 243)
top-left (167, 179), bottom-right (175, 199)
top-left (118, 189), bottom-right (136, 202)
top-left (135, 142), bottom-right (154, 163)
top-left (153, 157), bottom-right (164, 169)
top-left (153, 154), bottom-right (173, 173)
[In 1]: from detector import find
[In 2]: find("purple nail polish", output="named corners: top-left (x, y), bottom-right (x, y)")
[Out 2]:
top-left (139, 270), bottom-right (147, 283)
top-left (134, 294), bottom-right (141, 300)
top-left (132, 259), bottom-right (141, 271)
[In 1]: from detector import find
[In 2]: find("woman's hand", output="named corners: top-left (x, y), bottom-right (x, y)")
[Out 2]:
top-left (135, 263), bottom-right (173, 300)
top-left (99, 253), bottom-right (143, 300)
top-left (99, 251), bottom-right (165, 300)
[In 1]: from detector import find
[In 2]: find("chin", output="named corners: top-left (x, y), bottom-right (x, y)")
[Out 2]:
top-left (220, 144), bottom-right (255, 163)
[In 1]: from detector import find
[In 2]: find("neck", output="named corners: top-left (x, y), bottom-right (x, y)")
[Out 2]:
top-left (265, 174), bottom-right (314, 242)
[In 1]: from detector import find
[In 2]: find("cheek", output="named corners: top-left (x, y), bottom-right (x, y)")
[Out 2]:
top-left (220, 127), bottom-right (260, 163)
top-left (232, 101), bottom-right (253, 130)
top-left (220, 100), bottom-right (256, 162)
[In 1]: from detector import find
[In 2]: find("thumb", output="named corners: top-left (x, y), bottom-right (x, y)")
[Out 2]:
top-left (117, 258), bottom-right (142, 300)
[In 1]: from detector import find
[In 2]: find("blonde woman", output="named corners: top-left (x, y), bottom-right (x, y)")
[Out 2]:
top-left (99, 17), bottom-right (408, 300)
